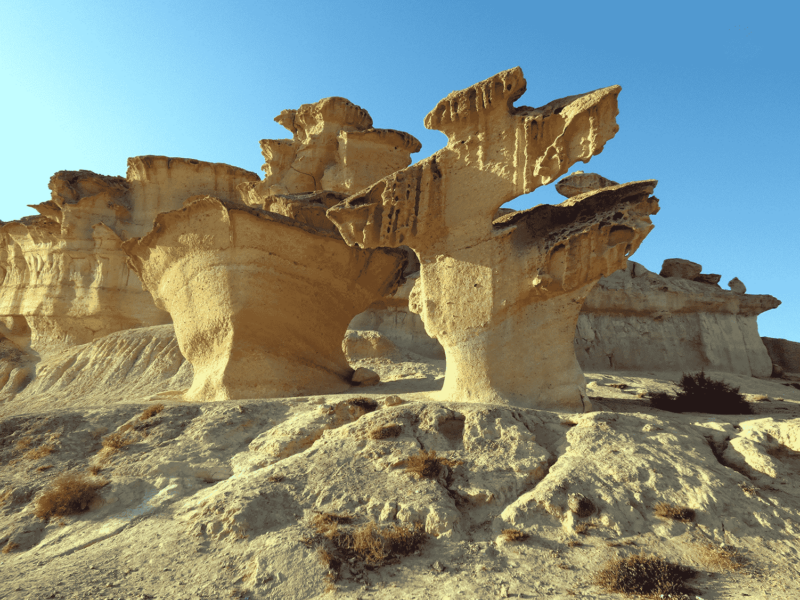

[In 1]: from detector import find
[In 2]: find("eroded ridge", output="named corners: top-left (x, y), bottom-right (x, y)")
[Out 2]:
top-left (327, 67), bottom-right (660, 411)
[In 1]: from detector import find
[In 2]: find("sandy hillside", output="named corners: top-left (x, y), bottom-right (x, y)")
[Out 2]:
top-left (1, 328), bottom-right (800, 600)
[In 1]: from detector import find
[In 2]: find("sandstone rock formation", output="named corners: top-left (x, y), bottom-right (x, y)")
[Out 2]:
top-left (0, 158), bottom-right (259, 362)
top-left (576, 260), bottom-right (781, 377)
top-left (554, 170), bottom-right (618, 197)
top-left (258, 96), bottom-right (420, 197)
top-left (762, 337), bottom-right (800, 376)
top-left (729, 277), bottom-right (747, 294)
top-left (123, 196), bottom-right (407, 402)
top-left (328, 67), bottom-right (659, 411)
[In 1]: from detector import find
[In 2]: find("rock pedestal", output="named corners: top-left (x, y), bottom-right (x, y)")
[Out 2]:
top-left (328, 67), bottom-right (660, 411)
top-left (124, 196), bottom-right (406, 402)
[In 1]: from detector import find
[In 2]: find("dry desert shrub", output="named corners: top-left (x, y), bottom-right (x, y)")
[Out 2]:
top-left (696, 543), bottom-right (747, 572)
top-left (36, 464), bottom-right (54, 472)
top-left (87, 464), bottom-right (103, 475)
top-left (369, 424), bottom-right (402, 440)
top-left (101, 430), bottom-right (138, 455)
top-left (738, 482), bottom-right (759, 497)
top-left (405, 449), bottom-right (462, 480)
top-left (140, 403), bottom-right (165, 420)
top-left (574, 521), bottom-right (597, 535)
top-left (654, 502), bottom-right (696, 523)
top-left (349, 397), bottom-right (378, 413)
top-left (14, 437), bottom-right (33, 451)
top-left (501, 528), bottom-right (529, 542)
top-left (2, 541), bottom-right (20, 553)
top-left (24, 444), bottom-right (55, 461)
top-left (34, 472), bottom-right (108, 520)
top-left (594, 552), bottom-right (697, 597)
top-left (649, 371), bottom-right (752, 415)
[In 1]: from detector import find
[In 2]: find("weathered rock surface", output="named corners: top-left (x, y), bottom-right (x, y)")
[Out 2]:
top-left (259, 96), bottom-right (420, 197)
top-left (554, 171), bottom-right (618, 197)
top-left (0, 158), bottom-right (259, 359)
top-left (660, 258), bottom-right (702, 280)
top-left (1, 371), bottom-right (799, 599)
top-left (329, 67), bottom-right (659, 411)
top-left (576, 261), bottom-right (781, 376)
top-left (729, 277), bottom-right (747, 294)
top-left (762, 337), bottom-right (800, 376)
top-left (0, 325), bottom-right (191, 416)
top-left (123, 196), bottom-right (406, 402)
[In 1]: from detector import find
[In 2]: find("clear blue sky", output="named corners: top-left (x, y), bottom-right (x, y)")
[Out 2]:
top-left (1, 1), bottom-right (798, 341)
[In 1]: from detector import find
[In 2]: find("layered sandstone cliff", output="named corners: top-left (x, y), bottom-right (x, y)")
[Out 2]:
top-left (0, 158), bottom-right (259, 364)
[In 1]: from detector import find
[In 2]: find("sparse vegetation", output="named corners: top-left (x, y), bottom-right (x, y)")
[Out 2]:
top-left (140, 403), bottom-right (165, 420)
top-left (307, 511), bottom-right (427, 582)
top-left (739, 482), bottom-right (759, 497)
top-left (34, 472), bottom-right (108, 520)
top-left (594, 552), bottom-right (697, 597)
top-left (267, 474), bottom-right (285, 483)
top-left (2, 541), bottom-right (20, 553)
top-left (24, 444), bottom-right (55, 460)
top-left (500, 528), bottom-right (529, 542)
top-left (36, 464), bottom-right (54, 472)
top-left (88, 464), bottom-right (103, 475)
top-left (568, 493), bottom-right (596, 518)
top-left (567, 540), bottom-right (583, 547)
top-left (369, 424), bottom-right (402, 440)
top-left (349, 397), bottom-right (378, 413)
top-left (649, 371), bottom-right (752, 414)
top-left (654, 502), bottom-right (695, 523)
top-left (405, 449), bottom-right (462, 480)
top-left (574, 521), bottom-right (596, 535)
top-left (696, 542), bottom-right (747, 571)
top-left (100, 430), bottom-right (138, 455)
top-left (14, 437), bottom-right (33, 451)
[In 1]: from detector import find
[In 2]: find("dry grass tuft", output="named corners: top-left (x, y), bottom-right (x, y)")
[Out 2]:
top-left (654, 502), bottom-right (695, 523)
top-left (594, 552), bottom-right (697, 597)
top-left (267, 474), bottom-right (285, 483)
top-left (14, 437), bottom-right (33, 451)
top-left (33, 473), bottom-right (109, 520)
top-left (36, 464), bottom-right (54, 472)
top-left (101, 430), bottom-right (138, 455)
top-left (2, 541), bottom-right (20, 553)
top-left (696, 543), bottom-right (747, 572)
top-left (567, 540), bottom-right (583, 547)
top-left (140, 403), bottom-right (165, 420)
top-left (574, 521), bottom-right (596, 535)
top-left (500, 528), bottom-right (529, 543)
top-left (24, 444), bottom-right (55, 461)
top-left (405, 449), bottom-right (462, 480)
top-left (88, 464), bottom-right (103, 475)
top-left (369, 424), bottom-right (402, 440)
top-left (739, 482), bottom-right (759, 497)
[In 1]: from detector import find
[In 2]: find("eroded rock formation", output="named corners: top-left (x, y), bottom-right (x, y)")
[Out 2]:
top-left (123, 195), bottom-right (407, 402)
top-left (328, 67), bottom-right (660, 411)
top-left (576, 260), bottom-right (781, 377)
top-left (0, 158), bottom-right (259, 362)
top-left (258, 96), bottom-right (420, 197)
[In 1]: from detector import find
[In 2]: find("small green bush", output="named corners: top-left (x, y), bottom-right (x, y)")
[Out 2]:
top-left (649, 371), bottom-right (752, 414)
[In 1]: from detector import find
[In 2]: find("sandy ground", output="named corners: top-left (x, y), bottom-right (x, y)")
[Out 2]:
top-left (1, 335), bottom-right (800, 599)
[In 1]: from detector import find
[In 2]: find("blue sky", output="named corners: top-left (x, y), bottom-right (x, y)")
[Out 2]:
top-left (1, 1), bottom-right (798, 341)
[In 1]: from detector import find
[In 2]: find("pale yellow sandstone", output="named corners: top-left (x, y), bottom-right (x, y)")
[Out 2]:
top-left (328, 67), bottom-right (659, 411)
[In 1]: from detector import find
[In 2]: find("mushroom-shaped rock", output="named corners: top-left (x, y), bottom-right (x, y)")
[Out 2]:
top-left (259, 97), bottom-right (420, 196)
top-left (327, 67), bottom-right (660, 411)
top-left (123, 196), bottom-right (406, 402)
top-left (555, 171), bottom-right (619, 198)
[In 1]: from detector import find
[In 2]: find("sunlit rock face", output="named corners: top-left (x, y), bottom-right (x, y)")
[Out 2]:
top-left (0, 158), bottom-right (259, 361)
top-left (328, 67), bottom-right (660, 411)
top-left (123, 196), bottom-right (406, 402)
top-left (577, 260), bottom-right (781, 377)
top-left (257, 96), bottom-right (421, 197)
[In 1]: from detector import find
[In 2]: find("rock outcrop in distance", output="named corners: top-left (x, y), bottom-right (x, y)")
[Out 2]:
top-left (329, 67), bottom-right (660, 411)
